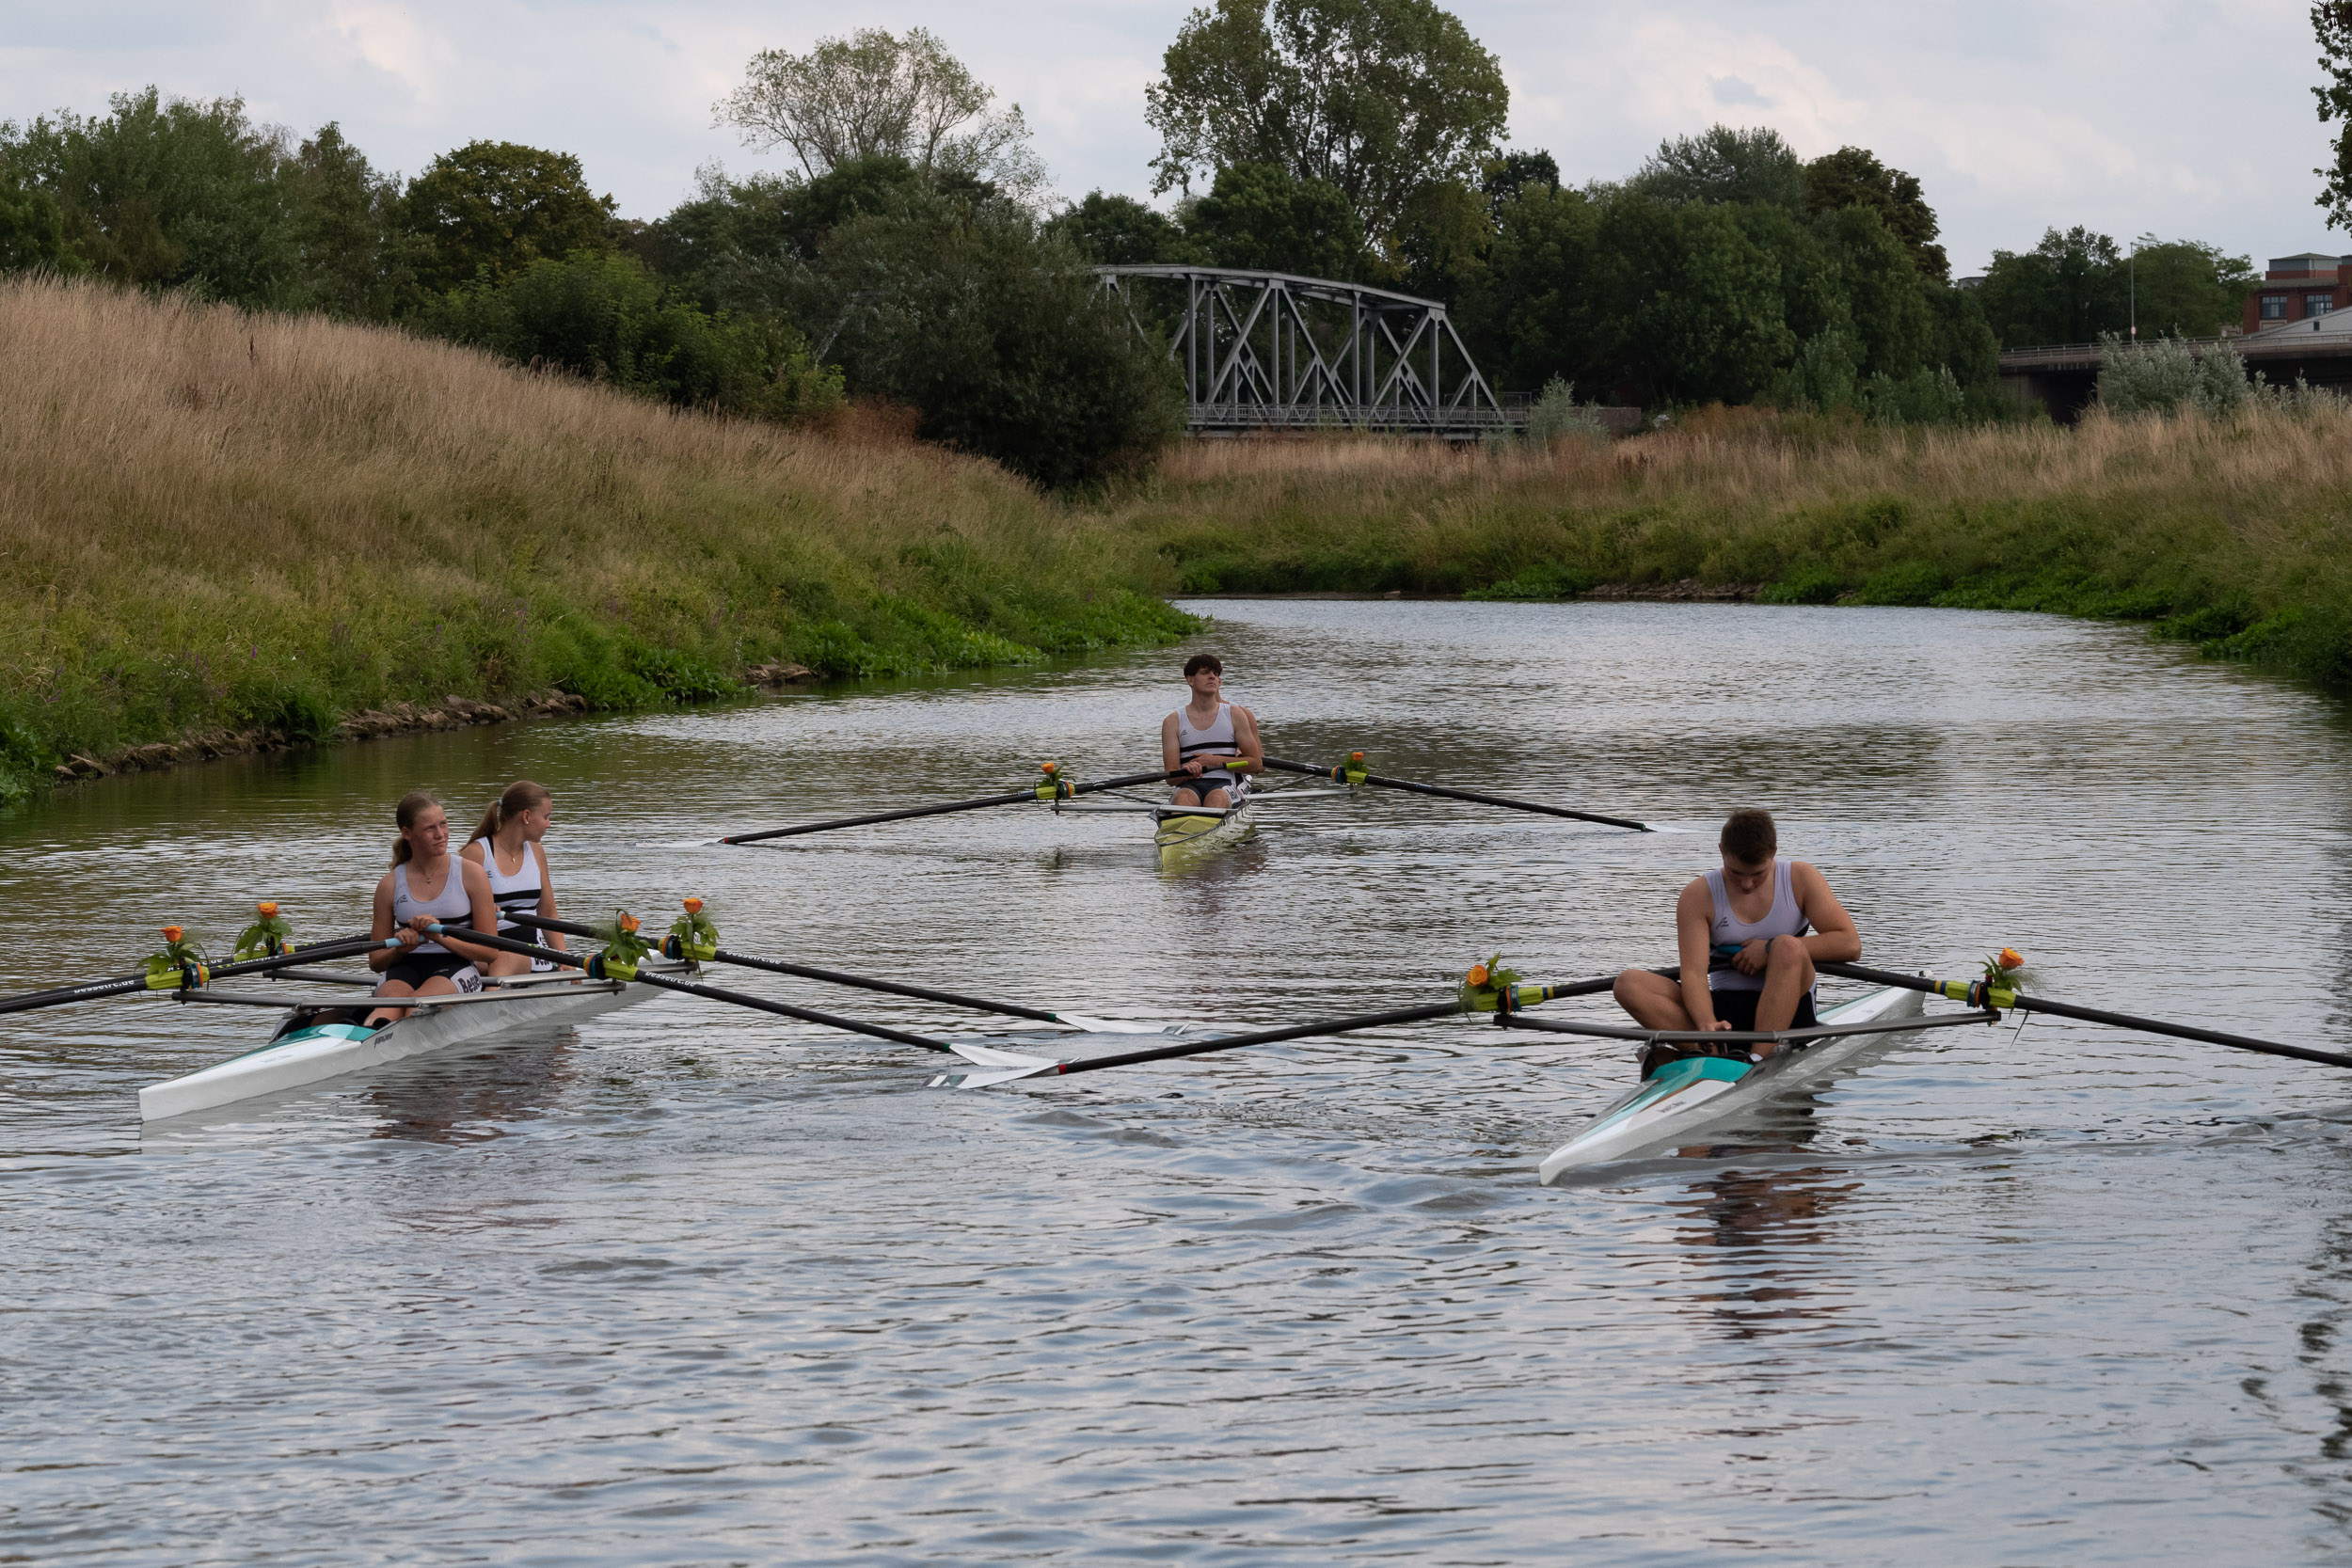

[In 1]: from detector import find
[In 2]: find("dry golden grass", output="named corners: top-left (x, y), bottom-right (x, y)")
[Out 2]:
top-left (0, 276), bottom-right (1190, 790)
top-left (1119, 402), bottom-right (2352, 688)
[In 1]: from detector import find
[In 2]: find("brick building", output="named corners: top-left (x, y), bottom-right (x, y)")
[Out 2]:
top-left (2244, 253), bottom-right (2352, 332)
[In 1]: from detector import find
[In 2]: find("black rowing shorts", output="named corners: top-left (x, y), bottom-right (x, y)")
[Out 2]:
top-left (1707, 988), bottom-right (1818, 1033)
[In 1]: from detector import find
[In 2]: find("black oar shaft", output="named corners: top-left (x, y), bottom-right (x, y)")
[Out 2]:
top-left (1262, 756), bottom-right (1649, 832)
top-left (1816, 960), bottom-right (2352, 1071)
top-left (0, 931), bottom-right (383, 1018)
top-left (630, 973), bottom-right (953, 1053)
top-left (1055, 1001), bottom-right (1462, 1075)
top-left (430, 924), bottom-right (953, 1053)
top-left (505, 913), bottom-right (1067, 1026)
top-left (722, 768), bottom-right (1189, 846)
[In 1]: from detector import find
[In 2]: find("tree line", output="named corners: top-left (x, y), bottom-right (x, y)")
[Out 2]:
top-left (0, 2), bottom-right (2273, 486)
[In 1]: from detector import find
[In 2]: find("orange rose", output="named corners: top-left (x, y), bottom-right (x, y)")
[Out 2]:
top-left (256, 901), bottom-right (278, 918)
top-left (1350, 751), bottom-right (1365, 764)
top-left (619, 913), bottom-right (641, 934)
top-left (1998, 947), bottom-right (2024, 970)
top-left (162, 926), bottom-right (183, 942)
top-left (1466, 963), bottom-right (1490, 987)
top-left (1040, 761), bottom-right (1058, 775)
top-left (683, 897), bottom-right (703, 914)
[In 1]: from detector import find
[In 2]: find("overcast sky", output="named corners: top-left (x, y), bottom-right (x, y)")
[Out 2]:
top-left (3, 0), bottom-right (2340, 275)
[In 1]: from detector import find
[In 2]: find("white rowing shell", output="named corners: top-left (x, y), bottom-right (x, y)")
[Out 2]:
top-left (138, 969), bottom-right (677, 1121)
top-left (1536, 984), bottom-right (1927, 1182)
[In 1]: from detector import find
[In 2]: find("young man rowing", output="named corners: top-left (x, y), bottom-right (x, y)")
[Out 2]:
top-left (1612, 808), bottom-right (1861, 1074)
top-left (1161, 653), bottom-right (1262, 808)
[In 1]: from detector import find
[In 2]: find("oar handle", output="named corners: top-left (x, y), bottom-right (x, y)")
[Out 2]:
top-left (1816, 959), bottom-right (2352, 1071)
top-left (1262, 756), bottom-right (1650, 832)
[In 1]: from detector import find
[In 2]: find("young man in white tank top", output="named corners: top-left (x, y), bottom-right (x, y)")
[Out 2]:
top-left (1161, 652), bottom-right (1262, 808)
top-left (1612, 809), bottom-right (1860, 1071)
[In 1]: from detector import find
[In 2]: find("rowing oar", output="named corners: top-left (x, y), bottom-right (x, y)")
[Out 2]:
top-left (1817, 959), bottom-right (2352, 1071)
top-left (1262, 754), bottom-right (1650, 832)
top-left (930, 1000), bottom-right (1466, 1088)
top-left (421, 924), bottom-right (953, 1053)
top-left (503, 912), bottom-right (1162, 1036)
top-left (720, 765), bottom-right (1191, 846)
top-left (0, 931), bottom-right (386, 1019)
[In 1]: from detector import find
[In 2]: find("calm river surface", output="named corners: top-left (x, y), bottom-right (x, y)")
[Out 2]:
top-left (8, 599), bottom-right (2352, 1564)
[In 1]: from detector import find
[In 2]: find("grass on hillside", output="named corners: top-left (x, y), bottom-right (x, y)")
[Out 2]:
top-left (0, 277), bottom-right (1195, 801)
top-left (1116, 405), bottom-right (2352, 687)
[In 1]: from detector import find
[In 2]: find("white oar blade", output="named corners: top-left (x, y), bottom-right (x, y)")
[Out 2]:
top-left (928, 1040), bottom-right (1064, 1090)
top-left (1052, 1014), bottom-right (1181, 1035)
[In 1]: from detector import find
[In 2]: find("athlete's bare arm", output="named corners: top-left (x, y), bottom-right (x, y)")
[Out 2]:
top-left (1229, 706), bottom-right (1263, 774)
top-left (1162, 710), bottom-right (1184, 774)
top-left (1675, 877), bottom-right (1724, 1030)
top-left (1791, 862), bottom-right (1861, 963)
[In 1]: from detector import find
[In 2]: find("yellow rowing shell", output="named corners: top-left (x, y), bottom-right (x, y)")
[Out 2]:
top-left (1153, 797), bottom-right (1258, 864)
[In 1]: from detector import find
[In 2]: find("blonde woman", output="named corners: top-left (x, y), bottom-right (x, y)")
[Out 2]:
top-left (364, 792), bottom-right (503, 1026)
top-left (461, 780), bottom-right (566, 977)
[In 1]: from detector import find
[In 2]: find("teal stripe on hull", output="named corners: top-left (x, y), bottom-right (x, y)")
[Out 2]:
top-left (1585, 1054), bottom-right (1749, 1133)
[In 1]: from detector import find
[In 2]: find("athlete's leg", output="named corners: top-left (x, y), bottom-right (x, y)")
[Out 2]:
top-left (1752, 934), bottom-right (1817, 1047)
top-left (365, 977), bottom-right (418, 1028)
top-left (1613, 968), bottom-right (1695, 1030)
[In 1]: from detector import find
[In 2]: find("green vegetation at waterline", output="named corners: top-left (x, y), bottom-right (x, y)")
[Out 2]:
top-left (0, 277), bottom-right (1195, 804)
top-left (1134, 404), bottom-right (2352, 690)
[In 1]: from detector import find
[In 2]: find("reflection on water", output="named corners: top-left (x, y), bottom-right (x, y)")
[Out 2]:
top-left (11, 600), bottom-right (2352, 1563)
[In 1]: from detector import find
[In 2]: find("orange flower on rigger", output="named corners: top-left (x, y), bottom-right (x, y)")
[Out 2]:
top-left (256, 901), bottom-right (278, 918)
top-left (1466, 963), bottom-right (1490, 987)
top-left (1998, 947), bottom-right (2024, 971)
top-left (683, 897), bottom-right (703, 914)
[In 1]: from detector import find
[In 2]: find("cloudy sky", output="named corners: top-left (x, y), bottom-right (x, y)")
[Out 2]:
top-left (3, 0), bottom-right (2339, 275)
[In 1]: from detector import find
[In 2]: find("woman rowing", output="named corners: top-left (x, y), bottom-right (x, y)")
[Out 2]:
top-left (362, 791), bottom-right (503, 1027)
top-left (460, 780), bottom-right (566, 976)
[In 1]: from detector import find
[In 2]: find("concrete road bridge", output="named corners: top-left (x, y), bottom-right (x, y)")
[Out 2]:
top-left (1998, 318), bottom-right (2352, 420)
top-left (1095, 265), bottom-right (1516, 437)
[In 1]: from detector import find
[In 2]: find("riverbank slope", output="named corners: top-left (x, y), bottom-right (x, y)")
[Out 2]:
top-left (0, 277), bottom-right (1194, 800)
top-left (1120, 405), bottom-right (2352, 688)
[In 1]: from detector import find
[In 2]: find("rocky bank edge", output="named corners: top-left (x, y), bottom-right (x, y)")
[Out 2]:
top-left (50, 663), bottom-right (817, 785)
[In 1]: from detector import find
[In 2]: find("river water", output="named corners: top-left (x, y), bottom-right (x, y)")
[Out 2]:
top-left (7, 599), bottom-right (2352, 1564)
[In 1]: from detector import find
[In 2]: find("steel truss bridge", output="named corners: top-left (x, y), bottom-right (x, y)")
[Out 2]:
top-left (1095, 265), bottom-right (1515, 437)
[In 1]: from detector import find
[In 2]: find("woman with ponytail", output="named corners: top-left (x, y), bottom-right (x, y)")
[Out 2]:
top-left (363, 791), bottom-right (502, 1026)
top-left (461, 780), bottom-right (565, 977)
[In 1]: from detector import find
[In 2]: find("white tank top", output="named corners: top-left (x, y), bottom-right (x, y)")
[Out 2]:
top-left (392, 857), bottom-right (475, 954)
top-left (474, 837), bottom-right (544, 935)
top-left (1706, 860), bottom-right (1810, 993)
top-left (1173, 702), bottom-right (1240, 788)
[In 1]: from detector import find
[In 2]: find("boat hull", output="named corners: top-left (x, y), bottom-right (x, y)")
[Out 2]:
top-left (138, 972), bottom-right (674, 1122)
top-left (1154, 797), bottom-right (1258, 864)
top-left (1536, 984), bottom-right (1926, 1182)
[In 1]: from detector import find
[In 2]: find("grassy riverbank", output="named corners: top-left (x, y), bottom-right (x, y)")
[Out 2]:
top-left (0, 277), bottom-right (1194, 801)
top-left (1121, 406), bottom-right (2352, 687)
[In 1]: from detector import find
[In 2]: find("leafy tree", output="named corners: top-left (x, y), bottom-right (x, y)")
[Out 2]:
top-left (1802, 145), bottom-right (1947, 281)
top-left (405, 141), bottom-right (615, 294)
top-left (1145, 0), bottom-right (1508, 250)
top-left (1044, 192), bottom-right (1200, 264)
top-left (1184, 162), bottom-right (1365, 277)
top-left (1617, 198), bottom-right (1795, 404)
top-left (1390, 176), bottom-right (1487, 300)
top-left (419, 249), bottom-right (842, 422)
top-left (2317, 2), bottom-right (2352, 229)
top-left (285, 123), bottom-right (416, 319)
top-left (810, 192), bottom-right (1184, 487)
top-left (1629, 125), bottom-right (1804, 211)
top-left (1816, 204), bottom-right (1930, 376)
top-left (0, 87), bottom-right (296, 301)
top-left (0, 171), bottom-right (73, 272)
top-left (714, 28), bottom-right (1044, 203)
top-left (1454, 181), bottom-right (1605, 394)
top-left (1481, 149), bottom-right (1558, 219)
top-left (1976, 227), bottom-right (2127, 346)
top-left (2128, 238), bottom-right (2255, 337)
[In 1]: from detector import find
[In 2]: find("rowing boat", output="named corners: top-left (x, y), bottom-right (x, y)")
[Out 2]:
top-left (1152, 788), bottom-right (1259, 865)
top-left (138, 959), bottom-right (692, 1121)
top-left (1535, 984), bottom-right (1927, 1181)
